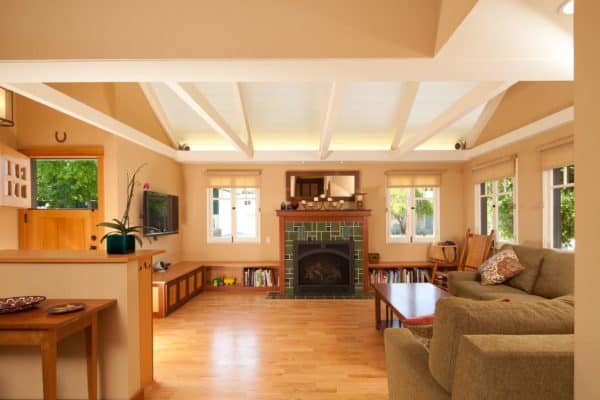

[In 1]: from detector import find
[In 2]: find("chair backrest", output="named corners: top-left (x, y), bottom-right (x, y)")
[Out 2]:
top-left (458, 229), bottom-right (495, 272)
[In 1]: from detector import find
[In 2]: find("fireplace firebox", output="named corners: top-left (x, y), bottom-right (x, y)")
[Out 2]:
top-left (293, 240), bottom-right (354, 296)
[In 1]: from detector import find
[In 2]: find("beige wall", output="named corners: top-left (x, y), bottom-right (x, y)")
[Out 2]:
top-left (7, 95), bottom-right (183, 261)
top-left (0, 98), bottom-right (19, 249)
top-left (181, 163), bottom-right (466, 262)
top-left (1, 0), bottom-right (440, 59)
top-left (574, 1), bottom-right (600, 397)
top-left (463, 123), bottom-right (573, 247)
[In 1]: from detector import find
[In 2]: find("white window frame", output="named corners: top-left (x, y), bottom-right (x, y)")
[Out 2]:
top-left (474, 176), bottom-right (518, 245)
top-left (385, 187), bottom-right (440, 244)
top-left (542, 166), bottom-right (575, 250)
top-left (207, 187), bottom-right (261, 244)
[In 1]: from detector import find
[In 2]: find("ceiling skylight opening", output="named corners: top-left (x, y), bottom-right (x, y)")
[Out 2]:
top-left (558, 0), bottom-right (574, 16)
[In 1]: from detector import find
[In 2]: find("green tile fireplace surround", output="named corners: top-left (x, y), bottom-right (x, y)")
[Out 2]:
top-left (276, 210), bottom-right (371, 296)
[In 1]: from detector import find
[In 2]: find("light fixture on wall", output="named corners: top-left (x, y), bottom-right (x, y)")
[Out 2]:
top-left (0, 87), bottom-right (14, 127)
top-left (558, 0), bottom-right (574, 16)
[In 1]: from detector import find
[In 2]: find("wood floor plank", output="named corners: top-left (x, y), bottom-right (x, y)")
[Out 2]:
top-left (146, 292), bottom-right (388, 399)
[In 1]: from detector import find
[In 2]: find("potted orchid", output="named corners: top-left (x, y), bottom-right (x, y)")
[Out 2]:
top-left (98, 164), bottom-right (146, 254)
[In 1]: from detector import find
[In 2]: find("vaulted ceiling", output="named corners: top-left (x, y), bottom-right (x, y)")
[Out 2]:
top-left (0, 0), bottom-right (574, 163)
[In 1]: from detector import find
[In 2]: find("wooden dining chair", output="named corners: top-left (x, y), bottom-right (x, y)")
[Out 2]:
top-left (457, 229), bottom-right (496, 272)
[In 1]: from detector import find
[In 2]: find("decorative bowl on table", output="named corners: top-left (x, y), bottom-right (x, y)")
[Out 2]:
top-left (0, 296), bottom-right (46, 314)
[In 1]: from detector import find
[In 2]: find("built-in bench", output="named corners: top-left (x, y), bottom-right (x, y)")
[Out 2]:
top-left (152, 261), bottom-right (279, 317)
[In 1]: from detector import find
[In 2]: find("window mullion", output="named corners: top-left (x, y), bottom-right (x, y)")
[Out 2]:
top-left (231, 189), bottom-right (237, 243)
top-left (493, 180), bottom-right (499, 234)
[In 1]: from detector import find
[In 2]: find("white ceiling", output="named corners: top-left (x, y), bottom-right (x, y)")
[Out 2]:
top-left (0, 0), bottom-right (574, 163)
top-left (151, 80), bottom-right (489, 152)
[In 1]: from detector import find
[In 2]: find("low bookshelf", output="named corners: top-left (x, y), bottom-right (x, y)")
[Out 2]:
top-left (202, 261), bottom-right (279, 292)
top-left (152, 261), bottom-right (280, 317)
top-left (366, 261), bottom-right (457, 292)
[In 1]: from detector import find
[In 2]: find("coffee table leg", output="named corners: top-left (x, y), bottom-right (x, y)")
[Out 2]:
top-left (374, 291), bottom-right (381, 330)
top-left (40, 332), bottom-right (57, 400)
top-left (85, 315), bottom-right (98, 400)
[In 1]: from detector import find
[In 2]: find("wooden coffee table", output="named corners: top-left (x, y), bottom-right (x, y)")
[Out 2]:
top-left (372, 283), bottom-right (448, 330)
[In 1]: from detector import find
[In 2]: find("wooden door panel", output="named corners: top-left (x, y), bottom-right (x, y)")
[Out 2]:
top-left (19, 209), bottom-right (97, 250)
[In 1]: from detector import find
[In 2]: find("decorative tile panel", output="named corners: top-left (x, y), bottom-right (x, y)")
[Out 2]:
top-left (284, 221), bottom-right (364, 294)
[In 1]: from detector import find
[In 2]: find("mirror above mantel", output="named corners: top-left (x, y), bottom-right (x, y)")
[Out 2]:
top-left (286, 170), bottom-right (360, 201)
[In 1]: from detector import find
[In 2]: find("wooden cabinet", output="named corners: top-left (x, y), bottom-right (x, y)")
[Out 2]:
top-left (152, 262), bottom-right (204, 318)
top-left (1, 145), bottom-right (30, 208)
top-left (138, 256), bottom-right (153, 387)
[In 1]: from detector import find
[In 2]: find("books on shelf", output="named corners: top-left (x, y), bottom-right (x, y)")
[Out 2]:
top-left (369, 268), bottom-right (431, 285)
top-left (243, 268), bottom-right (275, 288)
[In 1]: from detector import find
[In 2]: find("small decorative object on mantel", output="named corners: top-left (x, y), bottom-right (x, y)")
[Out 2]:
top-left (98, 164), bottom-right (152, 254)
top-left (280, 201), bottom-right (286, 210)
top-left (355, 192), bottom-right (366, 209)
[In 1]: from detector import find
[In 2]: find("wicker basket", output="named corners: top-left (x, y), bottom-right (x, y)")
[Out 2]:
top-left (368, 253), bottom-right (380, 264)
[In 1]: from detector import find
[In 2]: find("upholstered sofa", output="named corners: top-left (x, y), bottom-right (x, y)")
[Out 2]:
top-left (448, 244), bottom-right (574, 301)
top-left (384, 296), bottom-right (574, 400)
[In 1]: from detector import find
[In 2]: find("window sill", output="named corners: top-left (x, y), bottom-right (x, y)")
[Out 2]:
top-left (207, 240), bottom-right (261, 245)
top-left (386, 238), bottom-right (438, 245)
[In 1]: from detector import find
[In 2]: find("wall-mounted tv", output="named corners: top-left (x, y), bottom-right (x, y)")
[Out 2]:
top-left (143, 191), bottom-right (179, 236)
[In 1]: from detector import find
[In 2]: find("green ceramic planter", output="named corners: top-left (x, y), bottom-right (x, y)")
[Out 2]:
top-left (106, 235), bottom-right (135, 254)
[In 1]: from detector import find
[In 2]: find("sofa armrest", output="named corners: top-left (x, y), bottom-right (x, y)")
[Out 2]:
top-left (447, 271), bottom-right (479, 295)
top-left (384, 328), bottom-right (449, 400)
top-left (452, 334), bottom-right (573, 400)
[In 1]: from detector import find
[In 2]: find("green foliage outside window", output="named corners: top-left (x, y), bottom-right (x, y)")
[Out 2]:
top-left (559, 187), bottom-right (575, 249)
top-left (389, 187), bottom-right (434, 236)
top-left (35, 159), bottom-right (98, 209)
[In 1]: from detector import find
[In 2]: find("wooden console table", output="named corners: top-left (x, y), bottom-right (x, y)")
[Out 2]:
top-left (0, 298), bottom-right (116, 400)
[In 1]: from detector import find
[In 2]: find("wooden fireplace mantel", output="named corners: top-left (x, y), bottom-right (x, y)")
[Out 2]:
top-left (276, 209), bottom-right (371, 221)
top-left (276, 209), bottom-right (371, 295)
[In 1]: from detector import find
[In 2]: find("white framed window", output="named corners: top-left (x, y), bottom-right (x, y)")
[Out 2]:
top-left (474, 176), bottom-right (517, 243)
top-left (386, 187), bottom-right (440, 243)
top-left (543, 165), bottom-right (574, 250)
top-left (207, 187), bottom-right (260, 243)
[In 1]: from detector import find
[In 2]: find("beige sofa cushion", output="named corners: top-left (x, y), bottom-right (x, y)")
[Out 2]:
top-left (533, 250), bottom-right (574, 298)
top-left (450, 280), bottom-right (526, 300)
top-left (428, 297), bottom-right (574, 393)
top-left (452, 334), bottom-right (574, 400)
top-left (504, 244), bottom-right (545, 293)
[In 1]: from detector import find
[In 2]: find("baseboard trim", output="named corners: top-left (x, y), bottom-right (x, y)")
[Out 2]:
top-left (130, 388), bottom-right (144, 400)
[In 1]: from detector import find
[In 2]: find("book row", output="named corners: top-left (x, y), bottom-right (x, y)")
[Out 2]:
top-left (369, 268), bottom-right (432, 284)
top-left (243, 268), bottom-right (275, 287)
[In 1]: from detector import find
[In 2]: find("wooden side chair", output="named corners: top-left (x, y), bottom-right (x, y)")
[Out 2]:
top-left (457, 228), bottom-right (496, 272)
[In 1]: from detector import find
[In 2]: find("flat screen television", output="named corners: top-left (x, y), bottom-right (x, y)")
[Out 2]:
top-left (143, 191), bottom-right (179, 236)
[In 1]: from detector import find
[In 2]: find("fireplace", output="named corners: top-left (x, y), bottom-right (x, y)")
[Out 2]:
top-left (293, 240), bottom-right (354, 296)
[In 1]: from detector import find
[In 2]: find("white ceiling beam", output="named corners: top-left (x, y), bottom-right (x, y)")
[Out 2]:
top-left (320, 82), bottom-right (347, 160)
top-left (231, 82), bottom-right (253, 154)
top-left (176, 149), bottom-right (470, 164)
top-left (395, 81), bottom-right (515, 155)
top-left (390, 82), bottom-right (420, 150)
top-left (139, 82), bottom-right (178, 148)
top-left (468, 106), bottom-right (573, 158)
top-left (2, 82), bottom-right (176, 159)
top-left (166, 82), bottom-right (252, 158)
top-left (465, 89), bottom-right (507, 148)
top-left (0, 59), bottom-right (572, 83)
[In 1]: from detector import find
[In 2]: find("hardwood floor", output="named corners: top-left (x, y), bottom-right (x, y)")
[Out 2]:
top-left (146, 292), bottom-right (389, 400)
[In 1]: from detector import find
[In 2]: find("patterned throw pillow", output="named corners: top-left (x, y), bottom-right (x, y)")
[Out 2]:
top-left (478, 248), bottom-right (526, 285)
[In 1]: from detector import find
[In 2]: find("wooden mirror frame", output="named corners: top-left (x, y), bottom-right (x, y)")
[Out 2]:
top-left (285, 170), bottom-right (360, 201)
